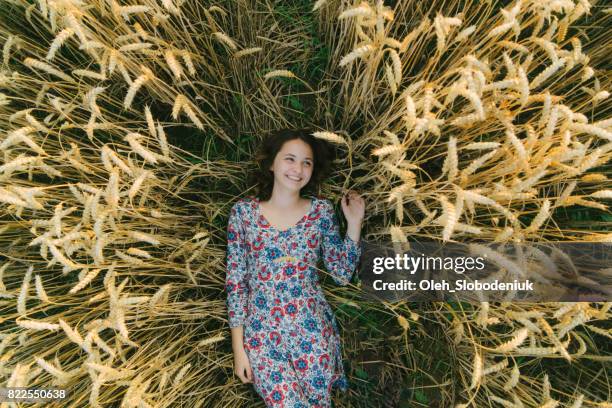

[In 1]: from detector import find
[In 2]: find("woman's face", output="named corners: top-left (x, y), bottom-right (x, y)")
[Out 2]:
top-left (269, 138), bottom-right (314, 193)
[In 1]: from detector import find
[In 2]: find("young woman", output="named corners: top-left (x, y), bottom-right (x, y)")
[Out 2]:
top-left (225, 129), bottom-right (365, 407)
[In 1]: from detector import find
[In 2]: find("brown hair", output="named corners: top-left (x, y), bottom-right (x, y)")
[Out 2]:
top-left (249, 128), bottom-right (333, 201)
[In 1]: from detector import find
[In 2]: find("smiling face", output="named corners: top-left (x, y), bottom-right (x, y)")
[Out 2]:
top-left (269, 138), bottom-right (314, 193)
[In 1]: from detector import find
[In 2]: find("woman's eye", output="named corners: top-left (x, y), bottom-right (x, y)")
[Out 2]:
top-left (304, 162), bottom-right (312, 167)
top-left (285, 157), bottom-right (294, 162)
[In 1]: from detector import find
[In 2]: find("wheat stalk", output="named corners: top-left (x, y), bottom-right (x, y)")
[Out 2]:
top-left (372, 144), bottom-right (404, 157)
top-left (504, 364), bottom-right (520, 391)
top-left (17, 319), bottom-right (60, 331)
top-left (312, 131), bottom-right (348, 146)
top-left (312, 0), bottom-right (327, 11)
top-left (339, 45), bottom-right (375, 67)
top-left (164, 50), bottom-right (183, 79)
top-left (469, 352), bottom-right (483, 389)
top-left (212, 32), bottom-right (237, 50)
top-left (123, 68), bottom-right (153, 110)
top-left (338, 4), bottom-right (374, 19)
top-left (34, 274), bottom-right (49, 302)
top-left (263, 69), bottom-right (295, 79)
top-left (23, 57), bottom-right (73, 82)
top-left (46, 28), bottom-right (74, 60)
top-left (234, 47), bottom-right (262, 58)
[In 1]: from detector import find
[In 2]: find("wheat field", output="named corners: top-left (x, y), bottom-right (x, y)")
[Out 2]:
top-left (0, 0), bottom-right (610, 407)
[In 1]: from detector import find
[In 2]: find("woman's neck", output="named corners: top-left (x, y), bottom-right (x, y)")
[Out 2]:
top-left (266, 187), bottom-right (303, 209)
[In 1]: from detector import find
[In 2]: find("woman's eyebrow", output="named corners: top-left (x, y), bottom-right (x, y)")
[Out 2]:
top-left (284, 153), bottom-right (313, 161)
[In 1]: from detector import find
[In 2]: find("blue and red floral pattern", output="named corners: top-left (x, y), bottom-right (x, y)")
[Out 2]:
top-left (225, 196), bottom-right (361, 407)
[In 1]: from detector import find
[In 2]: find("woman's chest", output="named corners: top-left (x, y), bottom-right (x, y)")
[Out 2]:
top-left (259, 205), bottom-right (311, 232)
top-left (244, 221), bottom-right (322, 259)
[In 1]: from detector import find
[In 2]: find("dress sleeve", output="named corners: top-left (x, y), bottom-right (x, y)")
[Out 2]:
top-left (320, 199), bottom-right (362, 286)
top-left (225, 202), bottom-right (250, 328)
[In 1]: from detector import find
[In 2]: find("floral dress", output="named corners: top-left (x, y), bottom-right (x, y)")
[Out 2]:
top-left (225, 195), bottom-right (361, 408)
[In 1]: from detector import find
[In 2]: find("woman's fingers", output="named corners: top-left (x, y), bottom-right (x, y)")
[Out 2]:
top-left (345, 191), bottom-right (363, 205)
top-left (235, 364), bottom-right (253, 383)
top-left (234, 350), bottom-right (253, 383)
top-left (235, 366), bottom-right (246, 383)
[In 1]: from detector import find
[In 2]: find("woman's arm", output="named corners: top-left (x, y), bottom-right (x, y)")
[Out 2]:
top-left (231, 326), bottom-right (245, 349)
top-left (320, 194), bottom-right (364, 286)
top-left (225, 202), bottom-right (250, 328)
top-left (225, 202), bottom-right (253, 383)
top-left (346, 221), bottom-right (362, 244)
top-left (231, 325), bottom-right (252, 383)
top-left (341, 191), bottom-right (365, 236)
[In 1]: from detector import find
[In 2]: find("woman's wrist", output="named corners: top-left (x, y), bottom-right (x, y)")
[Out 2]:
top-left (347, 218), bottom-right (363, 228)
top-left (347, 219), bottom-right (363, 232)
top-left (346, 221), bottom-right (362, 243)
top-left (232, 341), bottom-right (245, 355)
top-left (230, 326), bottom-right (245, 352)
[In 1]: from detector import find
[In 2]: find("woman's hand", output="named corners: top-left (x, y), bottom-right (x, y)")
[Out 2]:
top-left (234, 347), bottom-right (253, 383)
top-left (341, 190), bottom-right (365, 227)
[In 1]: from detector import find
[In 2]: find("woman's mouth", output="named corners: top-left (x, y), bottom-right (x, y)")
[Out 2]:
top-left (286, 175), bottom-right (302, 182)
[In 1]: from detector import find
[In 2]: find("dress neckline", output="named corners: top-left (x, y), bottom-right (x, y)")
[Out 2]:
top-left (254, 196), bottom-right (315, 233)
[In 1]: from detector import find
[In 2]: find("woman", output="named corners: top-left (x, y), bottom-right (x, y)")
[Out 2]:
top-left (225, 128), bottom-right (365, 407)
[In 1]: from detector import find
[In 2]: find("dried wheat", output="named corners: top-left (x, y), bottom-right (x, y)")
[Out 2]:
top-left (17, 319), bottom-right (60, 331)
top-left (339, 45), bottom-right (375, 67)
top-left (212, 32), bottom-right (237, 50)
top-left (24, 57), bottom-right (73, 82)
top-left (312, 131), bottom-right (348, 146)
top-left (469, 352), bottom-right (483, 389)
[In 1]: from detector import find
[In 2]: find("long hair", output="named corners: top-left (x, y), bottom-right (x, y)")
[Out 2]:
top-left (249, 128), bottom-right (333, 201)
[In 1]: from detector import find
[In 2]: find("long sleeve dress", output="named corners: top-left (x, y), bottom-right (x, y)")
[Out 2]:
top-left (225, 196), bottom-right (361, 408)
